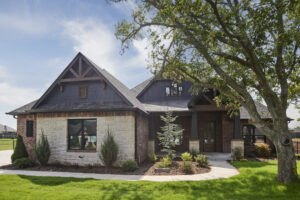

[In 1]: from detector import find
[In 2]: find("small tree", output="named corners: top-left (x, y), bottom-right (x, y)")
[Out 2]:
top-left (99, 129), bottom-right (119, 168)
top-left (11, 135), bottom-right (28, 162)
top-left (157, 111), bottom-right (184, 159)
top-left (34, 130), bottom-right (51, 166)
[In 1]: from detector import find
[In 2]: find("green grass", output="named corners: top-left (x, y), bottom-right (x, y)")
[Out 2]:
top-left (0, 161), bottom-right (299, 200)
top-left (0, 138), bottom-right (15, 151)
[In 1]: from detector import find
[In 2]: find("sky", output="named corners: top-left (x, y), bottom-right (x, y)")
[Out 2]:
top-left (0, 0), bottom-right (299, 130)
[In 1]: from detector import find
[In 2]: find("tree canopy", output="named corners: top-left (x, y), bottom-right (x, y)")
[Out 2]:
top-left (112, 0), bottom-right (299, 183)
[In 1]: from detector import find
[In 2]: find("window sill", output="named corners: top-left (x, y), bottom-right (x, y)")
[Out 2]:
top-left (67, 150), bottom-right (97, 153)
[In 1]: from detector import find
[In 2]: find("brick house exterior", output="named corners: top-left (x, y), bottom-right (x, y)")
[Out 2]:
top-left (7, 52), bottom-right (272, 166)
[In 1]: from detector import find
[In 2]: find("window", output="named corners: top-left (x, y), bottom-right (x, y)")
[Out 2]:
top-left (68, 119), bottom-right (97, 150)
top-left (165, 82), bottom-right (183, 96)
top-left (242, 125), bottom-right (266, 145)
top-left (26, 120), bottom-right (34, 137)
top-left (78, 86), bottom-right (87, 99)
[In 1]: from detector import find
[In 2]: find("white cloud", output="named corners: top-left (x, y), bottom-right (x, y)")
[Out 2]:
top-left (0, 13), bottom-right (51, 35)
top-left (61, 18), bottom-right (152, 87)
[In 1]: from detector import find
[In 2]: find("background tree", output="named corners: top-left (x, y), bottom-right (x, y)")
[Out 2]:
top-left (112, 0), bottom-right (299, 183)
top-left (157, 111), bottom-right (184, 159)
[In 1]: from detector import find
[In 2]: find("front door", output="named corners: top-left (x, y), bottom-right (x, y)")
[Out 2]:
top-left (203, 121), bottom-right (216, 152)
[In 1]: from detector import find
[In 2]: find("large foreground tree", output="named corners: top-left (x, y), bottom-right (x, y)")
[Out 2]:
top-left (112, 0), bottom-right (299, 183)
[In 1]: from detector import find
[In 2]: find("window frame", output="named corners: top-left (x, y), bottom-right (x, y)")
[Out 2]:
top-left (26, 120), bottom-right (34, 137)
top-left (165, 82), bottom-right (183, 96)
top-left (78, 85), bottom-right (88, 99)
top-left (67, 118), bottom-right (97, 151)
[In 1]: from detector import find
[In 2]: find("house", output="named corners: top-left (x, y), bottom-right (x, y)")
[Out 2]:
top-left (0, 124), bottom-right (16, 138)
top-left (7, 52), bottom-right (272, 166)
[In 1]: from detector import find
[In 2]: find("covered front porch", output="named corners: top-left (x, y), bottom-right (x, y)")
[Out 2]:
top-left (148, 109), bottom-right (242, 154)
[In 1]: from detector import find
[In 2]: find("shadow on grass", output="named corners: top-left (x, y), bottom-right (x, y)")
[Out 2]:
top-left (17, 175), bottom-right (93, 186)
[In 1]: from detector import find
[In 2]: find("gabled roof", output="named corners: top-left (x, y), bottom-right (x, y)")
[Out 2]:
top-left (130, 77), bottom-right (154, 97)
top-left (7, 52), bottom-right (146, 115)
top-left (240, 101), bottom-right (272, 119)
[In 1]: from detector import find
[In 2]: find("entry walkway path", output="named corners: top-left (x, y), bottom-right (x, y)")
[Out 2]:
top-left (0, 153), bottom-right (239, 182)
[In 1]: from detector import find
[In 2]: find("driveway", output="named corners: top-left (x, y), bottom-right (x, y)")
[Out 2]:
top-left (0, 150), bottom-right (13, 166)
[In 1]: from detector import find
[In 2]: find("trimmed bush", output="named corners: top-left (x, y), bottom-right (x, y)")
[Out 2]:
top-left (232, 147), bottom-right (243, 160)
top-left (181, 152), bottom-right (193, 161)
top-left (195, 154), bottom-right (208, 168)
top-left (180, 161), bottom-right (193, 174)
top-left (13, 158), bottom-right (35, 169)
top-left (149, 154), bottom-right (157, 163)
top-left (296, 154), bottom-right (300, 159)
top-left (121, 160), bottom-right (138, 172)
top-left (157, 156), bottom-right (172, 168)
top-left (189, 148), bottom-right (198, 159)
top-left (99, 129), bottom-right (119, 167)
top-left (11, 135), bottom-right (28, 163)
top-left (255, 143), bottom-right (271, 158)
top-left (34, 131), bottom-right (51, 166)
top-left (240, 158), bottom-right (248, 162)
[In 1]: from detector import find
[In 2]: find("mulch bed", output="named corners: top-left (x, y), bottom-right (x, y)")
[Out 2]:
top-left (1, 160), bottom-right (210, 176)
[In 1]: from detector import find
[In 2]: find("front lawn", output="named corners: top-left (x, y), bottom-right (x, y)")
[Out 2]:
top-left (0, 161), bottom-right (299, 200)
top-left (0, 138), bottom-right (15, 151)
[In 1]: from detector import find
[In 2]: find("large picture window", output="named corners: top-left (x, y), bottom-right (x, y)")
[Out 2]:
top-left (68, 119), bottom-right (97, 150)
top-left (242, 125), bottom-right (266, 145)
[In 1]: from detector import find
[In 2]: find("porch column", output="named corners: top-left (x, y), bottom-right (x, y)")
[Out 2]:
top-left (189, 111), bottom-right (200, 153)
top-left (233, 111), bottom-right (241, 139)
top-left (148, 115), bottom-right (155, 155)
top-left (231, 111), bottom-right (244, 159)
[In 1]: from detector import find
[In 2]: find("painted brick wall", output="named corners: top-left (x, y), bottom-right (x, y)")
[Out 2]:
top-left (36, 112), bottom-right (135, 166)
top-left (17, 114), bottom-right (37, 159)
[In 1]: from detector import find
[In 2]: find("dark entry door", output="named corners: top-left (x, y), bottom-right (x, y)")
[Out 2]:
top-left (203, 121), bottom-right (216, 152)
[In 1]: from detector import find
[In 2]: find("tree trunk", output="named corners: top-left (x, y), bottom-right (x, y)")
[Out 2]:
top-left (273, 133), bottom-right (298, 184)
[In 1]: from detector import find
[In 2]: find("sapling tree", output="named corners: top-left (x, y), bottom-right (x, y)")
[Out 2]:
top-left (157, 111), bottom-right (184, 159)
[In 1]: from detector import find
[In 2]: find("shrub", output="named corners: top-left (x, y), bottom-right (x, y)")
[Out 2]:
top-left (195, 154), bottom-right (208, 168)
top-left (121, 160), bottom-right (138, 172)
top-left (149, 154), bottom-right (157, 163)
top-left (157, 156), bottom-right (172, 168)
top-left (99, 129), bottom-right (119, 167)
top-left (296, 154), bottom-right (300, 159)
top-left (13, 158), bottom-right (35, 169)
top-left (34, 131), bottom-right (51, 166)
top-left (240, 158), bottom-right (248, 162)
top-left (232, 147), bottom-right (243, 160)
top-left (180, 161), bottom-right (193, 174)
top-left (189, 148), bottom-right (198, 159)
top-left (255, 143), bottom-right (271, 158)
top-left (11, 135), bottom-right (28, 162)
top-left (181, 152), bottom-right (193, 161)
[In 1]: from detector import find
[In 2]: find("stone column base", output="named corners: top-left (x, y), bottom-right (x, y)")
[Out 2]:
top-left (148, 140), bottom-right (155, 155)
top-left (189, 140), bottom-right (200, 153)
top-left (231, 139), bottom-right (244, 159)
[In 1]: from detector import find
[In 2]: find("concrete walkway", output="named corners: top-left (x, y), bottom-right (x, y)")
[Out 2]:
top-left (0, 154), bottom-right (239, 182)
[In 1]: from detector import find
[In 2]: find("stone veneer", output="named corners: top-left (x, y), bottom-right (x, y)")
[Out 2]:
top-left (189, 140), bottom-right (200, 153)
top-left (17, 111), bottom-right (136, 166)
top-left (231, 139), bottom-right (244, 158)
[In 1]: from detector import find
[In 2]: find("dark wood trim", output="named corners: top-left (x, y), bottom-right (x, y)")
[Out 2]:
top-left (70, 68), bottom-right (79, 78)
top-left (79, 57), bottom-right (82, 76)
top-left (195, 105), bottom-right (227, 111)
top-left (60, 77), bottom-right (103, 83)
top-left (82, 67), bottom-right (92, 77)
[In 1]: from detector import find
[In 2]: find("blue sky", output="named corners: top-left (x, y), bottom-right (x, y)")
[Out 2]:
top-left (0, 0), bottom-right (298, 129)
